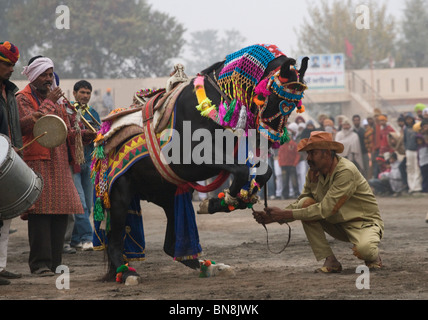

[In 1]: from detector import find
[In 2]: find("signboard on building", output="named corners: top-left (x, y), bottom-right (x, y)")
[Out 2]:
top-left (298, 53), bottom-right (345, 90)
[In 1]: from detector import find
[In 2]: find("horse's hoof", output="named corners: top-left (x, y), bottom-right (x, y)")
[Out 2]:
top-left (199, 260), bottom-right (236, 278)
top-left (125, 275), bottom-right (141, 286)
top-left (197, 199), bottom-right (210, 214)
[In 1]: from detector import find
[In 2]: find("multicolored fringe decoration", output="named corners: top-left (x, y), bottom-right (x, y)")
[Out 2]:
top-left (91, 120), bottom-right (112, 221)
top-left (217, 44), bottom-right (284, 109)
top-left (116, 263), bottom-right (137, 283)
top-left (199, 260), bottom-right (215, 278)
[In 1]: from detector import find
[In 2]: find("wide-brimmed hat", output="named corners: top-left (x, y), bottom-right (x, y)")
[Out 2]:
top-left (297, 131), bottom-right (344, 153)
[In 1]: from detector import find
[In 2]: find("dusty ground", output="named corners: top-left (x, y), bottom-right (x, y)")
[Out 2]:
top-left (1, 195), bottom-right (428, 303)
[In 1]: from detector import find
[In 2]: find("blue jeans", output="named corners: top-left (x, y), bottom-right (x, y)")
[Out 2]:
top-left (71, 162), bottom-right (94, 245)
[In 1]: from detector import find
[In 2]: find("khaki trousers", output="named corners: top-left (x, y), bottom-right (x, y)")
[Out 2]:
top-left (297, 197), bottom-right (383, 262)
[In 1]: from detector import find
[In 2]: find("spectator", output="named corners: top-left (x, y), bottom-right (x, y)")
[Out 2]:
top-left (386, 152), bottom-right (407, 196)
top-left (336, 115), bottom-right (346, 131)
top-left (316, 113), bottom-right (328, 131)
top-left (295, 122), bottom-right (308, 193)
top-left (297, 122), bottom-right (306, 140)
top-left (387, 131), bottom-right (407, 190)
top-left (295, 115), bottom-right (305, 125)
top-left (335, 117), bottom-right (364, 172)
top-left (278, 126), bottom-right (300, 199)
top-left (403, 113), bottom-right (422, 194)
top-left (300, 120), bottom-right (316, 139)
top-left (368, 152), bottom-right (406, 196)
top-left (415, 134), bottom-right (428, 193)
top-left (102, 88), bottom-right (114, 114)
top-left (397, 115), bottom-right (405, 135)
top-left (353, 114), bottom-right (369, 177)
top-left (420, 118), bottom-right (428, 142)
top-left (272, 148), bottom-right (283, 199)
top-left (368, 156), bottom-right (392, 196)
top-left (378, 115), bottom-right (395, 156)
top-left (387, 132), bottom-right (405, 157)
top-left (414, 103), bottom-right (426, 121)
top-left (422, 108), bottom-right (428, 121)
top-left (323, 118), bottom-right (336, 138)
top-left (90, 89), bottom-right (105, 117)
top-left (364, 117), bottom-right (375, 178)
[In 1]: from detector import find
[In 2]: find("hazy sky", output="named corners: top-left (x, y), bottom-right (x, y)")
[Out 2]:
top-left (149, 0), bottom-right (406, 57)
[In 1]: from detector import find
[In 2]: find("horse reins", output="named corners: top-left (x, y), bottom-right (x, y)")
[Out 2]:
top-left (253, 184), bottom-right (291, 255)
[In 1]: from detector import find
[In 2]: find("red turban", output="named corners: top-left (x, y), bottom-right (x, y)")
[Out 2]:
top-left (0, 41), bottom-right (20, 64)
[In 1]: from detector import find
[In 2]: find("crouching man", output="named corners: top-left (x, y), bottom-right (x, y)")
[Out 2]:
top-left (253, 131), bottom-right (384, 273)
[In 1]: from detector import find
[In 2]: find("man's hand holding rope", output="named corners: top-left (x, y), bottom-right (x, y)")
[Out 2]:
top-left (252, 207), bottom-right (295, 225)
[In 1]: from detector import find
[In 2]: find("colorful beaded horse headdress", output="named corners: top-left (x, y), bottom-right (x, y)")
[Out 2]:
top-left (217, 44), bottom-right (284, 108)
top-left (194, 44), bottom-right (307, 147)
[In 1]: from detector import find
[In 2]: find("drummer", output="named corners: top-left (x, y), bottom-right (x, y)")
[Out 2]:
top-left (0, 41), bottom-right (23, 285)
top-left (16, 55), bottom-right (84, 276)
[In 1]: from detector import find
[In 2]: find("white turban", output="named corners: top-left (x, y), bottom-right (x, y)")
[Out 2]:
top-left (22, 57), bottom-right (57, 90)
top-left (288, 122), bottom-right (299, 133)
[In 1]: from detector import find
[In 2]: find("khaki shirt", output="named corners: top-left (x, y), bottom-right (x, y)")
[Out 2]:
top-left (288, 156), bottom-right (384, 227)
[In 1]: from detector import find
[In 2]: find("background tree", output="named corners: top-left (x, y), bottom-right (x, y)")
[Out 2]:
top-left (184, 29), bottom-right (246, 75)
top-left (296, 0), bottom-right (396, 69)
top-left (2, 0), bottom-right (185, 79)
top-left (396, 0), bottom-right (428, 67)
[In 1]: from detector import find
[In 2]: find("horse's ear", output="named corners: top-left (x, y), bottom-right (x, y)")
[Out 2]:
top-left (279, 58), bottom-right (297, 82)
top-left (299, 57), bottom-right (309, 82)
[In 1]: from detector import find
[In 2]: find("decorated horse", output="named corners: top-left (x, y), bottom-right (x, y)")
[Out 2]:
top-left (90, 44), bottom-right (309, 284)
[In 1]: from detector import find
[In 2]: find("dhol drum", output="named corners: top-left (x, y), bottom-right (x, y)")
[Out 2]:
top-left (33, 114), bottom-right (67, 148)
top-left (0, 134), bottom-right (43, 219)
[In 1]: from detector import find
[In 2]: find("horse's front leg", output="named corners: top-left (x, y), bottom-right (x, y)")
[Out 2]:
top-left (198, 164), bottom-right (250, 214)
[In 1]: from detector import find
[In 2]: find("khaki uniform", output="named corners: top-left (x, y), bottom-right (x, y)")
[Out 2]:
top-left (287, 156), bottom-right (384, 261)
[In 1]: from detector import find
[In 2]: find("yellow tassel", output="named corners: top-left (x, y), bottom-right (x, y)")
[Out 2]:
top-left (75, 132), bottom-right (85, 165)
top-left (195, 87), bottom-right (206, 104)
top-left (95, 185), bottom-right (101, 197)
top-left (196, 97), bottom-right (213, 111)
top-left (95, 160), bottom-right (101, 172)
top-left (201, 105), bottom-right (216, 117)
top-left (93, 132), bottom-right (104, 142)
top-left (103, 191), bottom-right (111, 209)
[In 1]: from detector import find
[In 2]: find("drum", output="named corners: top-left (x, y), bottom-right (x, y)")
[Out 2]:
top-left (33, 114), bottom-right (67, 148)
top-left (0, 134), bottom-right (44, 219)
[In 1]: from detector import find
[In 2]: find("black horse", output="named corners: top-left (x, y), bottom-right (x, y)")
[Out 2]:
top-left (96, 45), bottom-right (309, 283)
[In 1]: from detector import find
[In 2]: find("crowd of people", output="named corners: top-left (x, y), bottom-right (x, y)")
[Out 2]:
top-left (267, 106), bottom-right (428, 201)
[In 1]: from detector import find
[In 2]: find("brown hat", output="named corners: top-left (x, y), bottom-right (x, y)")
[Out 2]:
top-left (297, 131), bottom-right (344, 153)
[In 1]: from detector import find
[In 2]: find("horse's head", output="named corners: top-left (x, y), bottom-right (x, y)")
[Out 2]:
top-left (254, 56), bottom-right (309, 148)
top-left (196, 45), bottom-right (308, 149)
